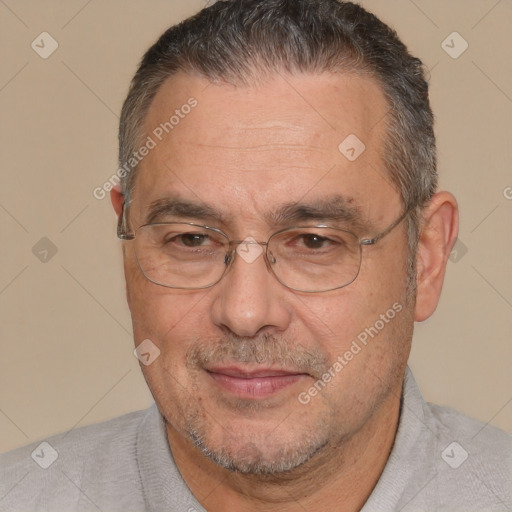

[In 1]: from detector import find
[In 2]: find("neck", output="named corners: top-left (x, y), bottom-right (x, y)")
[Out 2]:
top-left (166, 382), bottom-right (402, 512)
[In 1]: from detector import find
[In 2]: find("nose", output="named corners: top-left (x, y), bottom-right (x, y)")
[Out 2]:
top-left (209, 243), bottom-right (292, 338)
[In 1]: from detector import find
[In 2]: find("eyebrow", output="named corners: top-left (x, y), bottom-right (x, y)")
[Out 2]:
top-left (143, 194), bottom-right (368, 231)
top-left (144, 197), bottom-right (225, 225)
top-left (266, 196), bottom-right (367, 231)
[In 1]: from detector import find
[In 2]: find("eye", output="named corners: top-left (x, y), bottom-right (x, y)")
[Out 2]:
top-left (277, 229), bottom-right (351, 255)
top-left (177, 233), bottom-right (210, 247)
top-left (299, 234), bottom-right (331, 249)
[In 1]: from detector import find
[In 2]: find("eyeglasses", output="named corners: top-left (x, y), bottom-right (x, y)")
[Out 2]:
top-left (117, 207), bottom-right (411, 293)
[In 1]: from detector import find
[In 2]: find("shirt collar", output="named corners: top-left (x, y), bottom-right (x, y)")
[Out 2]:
top-left (136, 402), bottom-right (206, 511)
top-left (361, 366), bottom-right (438, 511)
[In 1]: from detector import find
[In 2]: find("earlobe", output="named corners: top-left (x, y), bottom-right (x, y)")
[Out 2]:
top-left (414, 191), bottom-right (459, 322)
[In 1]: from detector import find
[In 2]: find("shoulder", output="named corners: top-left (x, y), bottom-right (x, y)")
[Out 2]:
top-left (425, 399), bottom-right (511, 463)
top-left (0, 406), bottom-right (154, 512)
top-left (401, 368), bottom-right (511, 464)
top-left (422, 399), bottom-right (512, 510)
top-left (0, 406), bottom-right (149, 470)
top-left (376, 369), bottom-right (512, 511)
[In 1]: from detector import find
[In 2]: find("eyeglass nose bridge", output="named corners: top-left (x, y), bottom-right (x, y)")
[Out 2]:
top-left (223, 239), bottom-right (276, 269)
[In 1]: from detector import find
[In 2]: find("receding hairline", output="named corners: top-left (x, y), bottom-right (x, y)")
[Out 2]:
top-left (145, 66), bottom-right (384, 128)
top-left (129, 65), bottom-right (390, 188)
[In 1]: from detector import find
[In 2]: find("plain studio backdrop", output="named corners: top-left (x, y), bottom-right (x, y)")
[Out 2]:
top-left (0, 0), bottom-right (511, 452)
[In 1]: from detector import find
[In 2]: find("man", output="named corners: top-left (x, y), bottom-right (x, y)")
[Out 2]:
top-left (1, 0), bottom-right (510, 510)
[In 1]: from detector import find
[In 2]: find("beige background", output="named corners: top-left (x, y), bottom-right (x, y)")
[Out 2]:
top-left (0, 0), bottom-right (511, 452)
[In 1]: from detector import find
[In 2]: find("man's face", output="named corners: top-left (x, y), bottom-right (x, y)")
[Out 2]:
top-left (122, 71), bottom-right (415, 474)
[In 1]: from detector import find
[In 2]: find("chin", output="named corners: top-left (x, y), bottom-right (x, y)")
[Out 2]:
top-left (184, 412), bottom-right (332, 475)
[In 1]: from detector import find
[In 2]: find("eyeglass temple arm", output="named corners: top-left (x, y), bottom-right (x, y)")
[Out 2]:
top-left (359, 207), bottom-right (412, 246)
top-left (117, 200), bottom-right (135, 240)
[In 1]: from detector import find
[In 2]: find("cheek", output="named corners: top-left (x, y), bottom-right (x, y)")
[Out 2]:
top-left (291, 291), bottom-right (378, 354)
top-left (126, 276), bottom-right (211, 407)
top-left (123, 247), bottom-right (208, 347)
top-left (128, 286), bottom-right (208, 346)
top-left (293, 252), bottom-right (410, 364)
top-left (297, 292), bottom-right (413, 423)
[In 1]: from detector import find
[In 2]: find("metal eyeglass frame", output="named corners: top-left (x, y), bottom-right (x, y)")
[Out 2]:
top-left (117, 202), bottom-right (412, 293)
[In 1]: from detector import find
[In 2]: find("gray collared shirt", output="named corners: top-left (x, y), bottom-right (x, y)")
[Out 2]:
top-left (1, 368), bottom-right (510, 511)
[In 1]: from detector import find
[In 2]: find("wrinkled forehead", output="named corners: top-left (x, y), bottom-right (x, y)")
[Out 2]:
top-left (130, 70), bottom-right (398, 230)
top-left (144, 70), bottom-right (387, 150)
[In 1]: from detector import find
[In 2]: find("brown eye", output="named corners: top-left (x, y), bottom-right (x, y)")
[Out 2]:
top-left (300, 234), bottom-right (329, 249)
top-left (179, 233), bottom-right (209, 247)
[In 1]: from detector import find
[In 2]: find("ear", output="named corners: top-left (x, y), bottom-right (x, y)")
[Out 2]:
top-left (414, 191), bottom-right (459, 322)
top-left (110, 185), bottom-right (131, 302)
top-left (110, 184), bottom-right (124, 221)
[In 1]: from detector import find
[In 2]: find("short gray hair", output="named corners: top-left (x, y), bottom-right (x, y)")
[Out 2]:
top-left (119, 0), bottom-right (437, 274)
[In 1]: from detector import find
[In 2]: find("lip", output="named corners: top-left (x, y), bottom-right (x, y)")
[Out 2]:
top-left (206, 366), bottom-right (307, 399)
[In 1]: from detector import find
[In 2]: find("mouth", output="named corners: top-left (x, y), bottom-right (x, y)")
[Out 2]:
top-left (205, 366), bottom-right (308, 399)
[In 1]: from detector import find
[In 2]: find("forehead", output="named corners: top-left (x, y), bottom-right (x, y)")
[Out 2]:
top-left (133, 70), bottom-right (397, 227)
top-left (144, 69), bottom-right (386, 149)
